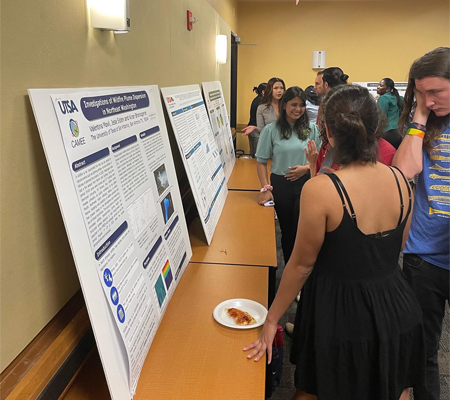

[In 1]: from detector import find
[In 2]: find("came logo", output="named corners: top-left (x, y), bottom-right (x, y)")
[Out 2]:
top-left (69, 118), bottom-right (86, 148)
top-left (58, 100), bottom-right (79, 114)
top-left (69, 119), bottom-right (79, 137)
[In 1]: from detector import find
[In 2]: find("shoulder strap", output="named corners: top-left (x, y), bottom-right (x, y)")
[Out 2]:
top-left (388, 166), bottom-right (404, 226)
top-left (390, 166), bottom-right (413, 220)
top-left (327, 173), bottom-right (357, 224)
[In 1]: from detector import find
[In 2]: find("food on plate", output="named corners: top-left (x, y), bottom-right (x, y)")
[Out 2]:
top-left (225, 308), bottom-right (256, 325)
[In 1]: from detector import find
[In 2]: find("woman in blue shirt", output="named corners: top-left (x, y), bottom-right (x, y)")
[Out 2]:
top-left (256, 86), bottom-right (321, 263)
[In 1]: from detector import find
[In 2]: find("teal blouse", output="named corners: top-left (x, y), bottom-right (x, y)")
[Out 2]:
top-left (256, 121), bottom-right (321, 176)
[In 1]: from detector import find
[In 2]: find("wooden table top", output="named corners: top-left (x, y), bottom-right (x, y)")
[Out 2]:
top-left (227, 157), bottom-right (260, 191)
top-left (135, 262), bottom-right (268, 400)
top-left (189, 191), bottom-right (277, 267)
top-left (62, 263), bottom-right (268, 400)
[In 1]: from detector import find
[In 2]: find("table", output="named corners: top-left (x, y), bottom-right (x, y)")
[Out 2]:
top-left (189, 190), bottom-right (277, 304)
top-left (63, 263), bottom-right (268, 400)
top-left (190, 191), bottom-right (276, 267)
top-left (227, 158), bottom-right (272, 191)
top-left (228, 157), bottom-right (260, 191)
top-left (134, 262), bottom-right (268, 400)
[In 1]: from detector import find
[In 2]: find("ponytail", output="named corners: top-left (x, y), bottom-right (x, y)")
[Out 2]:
top-left (323, 85), bottom-right (378, 165)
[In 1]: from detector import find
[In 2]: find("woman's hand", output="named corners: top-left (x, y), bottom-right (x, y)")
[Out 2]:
top-left (413, 86), bottom-right (431, 124)
top-left (243, 320), bottom-right (278, 363)
top-left (242, 125), bottom-right (257, 137)
top-left (304, 140), bottom-right (318, 167)
top-left (285, 165), bottom-right (307, 181)
top-left (258, 190), bottom-right (273, 205)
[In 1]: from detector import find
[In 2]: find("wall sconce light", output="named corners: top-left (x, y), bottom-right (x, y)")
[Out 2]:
top-left (89, 0), bottom-right (130, 33)
top-left (312, 51), bottom-right (326, 69)
top-left (216, 35), bottom-right (227, 64)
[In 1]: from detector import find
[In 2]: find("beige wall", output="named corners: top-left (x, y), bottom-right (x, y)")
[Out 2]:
top-left (235, 0), bottom-right (450, 152)
top-left (0, 0), bottom-right (234, 372)
top-left (207, 0), bottom-right (238, 31)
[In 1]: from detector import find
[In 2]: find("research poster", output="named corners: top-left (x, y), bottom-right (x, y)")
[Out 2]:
top-left (353, 81), bottom-right (407, 98)
top-left (29, 86), bottom-right (192, 400)
top-left (161, 85), bottom-right (228, 245)
top-left (201, 81), bottom-right (235, 181)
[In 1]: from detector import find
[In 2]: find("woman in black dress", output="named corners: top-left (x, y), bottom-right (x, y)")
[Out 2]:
top-left (244, 85), bottom-right (425, 400)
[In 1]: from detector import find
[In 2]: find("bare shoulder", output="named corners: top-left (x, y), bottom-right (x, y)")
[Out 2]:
top-left (301, 174), bottom-right (336, 208)
top-left (304, 174), bottom-right (333, 192)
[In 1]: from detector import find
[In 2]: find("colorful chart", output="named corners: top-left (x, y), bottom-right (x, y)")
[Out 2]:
top-left (162, 260), bottom-right (173, 289)
top-left (154, 275), bottom-right (166, 307)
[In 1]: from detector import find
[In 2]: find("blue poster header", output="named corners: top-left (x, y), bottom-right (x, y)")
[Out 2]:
top-left (80, 91), bottom-right (149, 121)
top-left (72, 148), bottom-right (109, 172)
top-left (95, 221), bottom-right (128, 261)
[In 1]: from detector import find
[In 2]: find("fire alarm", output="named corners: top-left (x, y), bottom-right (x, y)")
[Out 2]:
top-left (187, 10), bottom-right (198, 31)
top-left (187, 10), bottom-right (193, 30)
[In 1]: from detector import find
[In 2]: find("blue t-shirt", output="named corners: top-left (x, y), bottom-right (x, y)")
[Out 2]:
top-left (404, 124), bottom-right (450, 270)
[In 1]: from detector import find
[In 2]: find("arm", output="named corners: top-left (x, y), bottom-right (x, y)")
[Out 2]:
top-left (305, 140), bottom-right (318, 178)
top-left (256, 105), bottom-right (265, 134)
top-left (305, 125), bottom-right (321, 178)
top-left (392, 88), bottom-right (429, 179)
top-left (244, 179), bottom-right (327, 362)
top-left (378, 95), bottom-right (389, 117)
top-left (285, 165), bottom-right (309, 181)
top-left (256, 161), bottom-right (273, 205)
top-left (242, 125), bottom-right (257, 137)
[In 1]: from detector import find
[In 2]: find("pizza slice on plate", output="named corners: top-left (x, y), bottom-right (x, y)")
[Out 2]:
top-left (225, 308), bottom-right (256, 325)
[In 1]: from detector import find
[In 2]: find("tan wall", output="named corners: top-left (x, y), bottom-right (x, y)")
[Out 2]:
top-left (236, 0), bottom-right (450, 154)
top-left (207, 0), bottom-right (238, 31)
top-left (0, 0), bottom-right (234, 372)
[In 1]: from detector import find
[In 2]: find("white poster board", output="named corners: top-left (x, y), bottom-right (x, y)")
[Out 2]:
top-left (201, 81), bottom-right (236, 181)
top-left (352, 81), bottom-right (407, 98)
top-left (28, 86), bottom-right (192, 400)
top-left (161, 85), bottom-right (228, 245)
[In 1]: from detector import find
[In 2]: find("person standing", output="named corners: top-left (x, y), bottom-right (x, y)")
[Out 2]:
top-left (377, 78), bottom-right (404, 149)
top-left (309, 67), bottom-right (350, 177)
top-left (245, 85), bottom-right (425, 400)
top-left (256, 87), bottom-right (321, 264)
top-left (242, 77), bottom-right (285, 154)
top-left (243, 83), bottom-right (266, 157)
top-left (393, 46), bottom-right (450, 400)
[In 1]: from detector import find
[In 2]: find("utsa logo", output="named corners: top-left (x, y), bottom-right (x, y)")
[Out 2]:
top-left (58, 100), bottom-right (79, 114)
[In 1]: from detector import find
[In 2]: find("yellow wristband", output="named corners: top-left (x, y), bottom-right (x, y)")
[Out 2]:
top-left (406, 128), bottom-right (425, 139)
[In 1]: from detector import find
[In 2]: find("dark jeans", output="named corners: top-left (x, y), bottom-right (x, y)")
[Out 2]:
top-left (403, 254), bottom-right (450, 400)
top-left (270, 172), bottom-right (310, 264)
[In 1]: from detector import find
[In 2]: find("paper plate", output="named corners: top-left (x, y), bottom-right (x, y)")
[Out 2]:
top-left (213, 298), bottom-right (267, 329)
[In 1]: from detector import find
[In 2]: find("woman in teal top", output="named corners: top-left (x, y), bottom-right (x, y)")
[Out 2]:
top-left (377, 78), bottom-right (404, 149)
top-left (256, 87), bottom-right (321, 263)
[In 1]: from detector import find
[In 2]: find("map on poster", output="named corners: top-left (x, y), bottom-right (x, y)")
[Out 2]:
top-left (161, 85), bottom-right (228, 245)
top-left (29, 86), bottom-right (192, 400)
top-left (201, 81), bottom-right (235, 181)
top-left (352, 81), bottom-right (407, 98)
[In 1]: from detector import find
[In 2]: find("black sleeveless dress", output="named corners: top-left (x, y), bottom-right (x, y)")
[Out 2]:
top-left (290, 168), bottom-right (426, 399)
